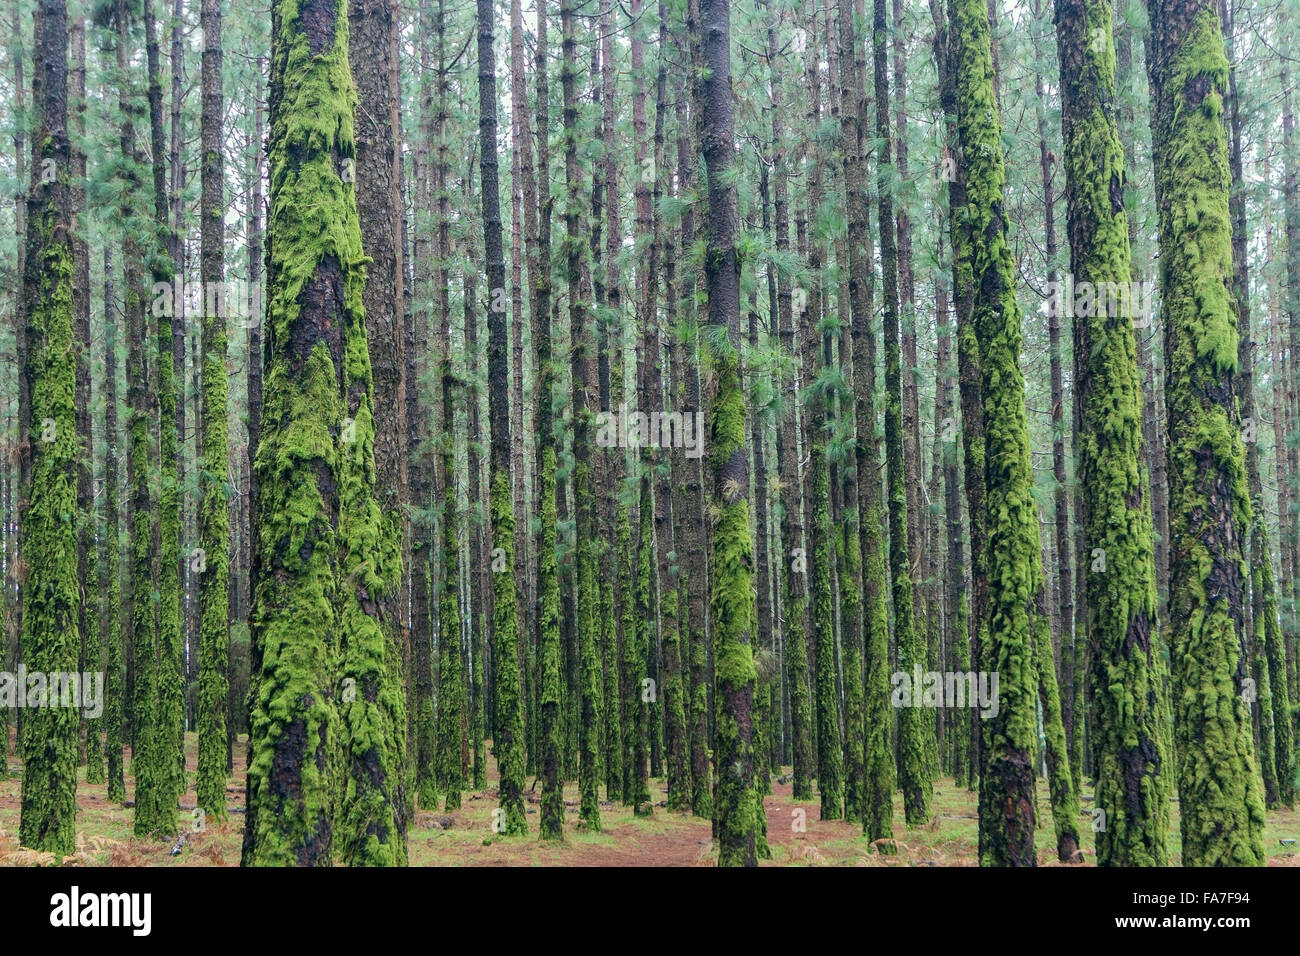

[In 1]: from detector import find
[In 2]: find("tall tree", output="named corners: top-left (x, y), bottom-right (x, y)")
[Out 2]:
top-left (534, 0), bottom-right (566, 840)
top-left (1145, 0), bottom-right (1266, 865)
top-left (436, 367), bottom-right (464, 812)
top-left (196, 0), bottom-right (230, 824)
top-left (348, 0), bottom-right (409, 858)
top-left (877, 0), bottom-right (930, 827)
top-left (103, 248), bottom-right (127, 805)
top-left (69, 13), bottom-right (96, 784)
top-left (479, 0), bottom-right (528, 836)
top-left (768, 4), bottom-right (813, 805)
top-left (18, 0), bottom-right (78, 858)
top-left (242, 0), bottom-right (387, 866)
top-left (701, 0), bottom-right (759, 867)
top-left (951, 0), bottom-right (1041, 865)
top-left (115, 0), bottom-right (165, 841)
top-left (143, 0), bottom-right (183, 831)
top-left (1222, 0), bottom-right (1294, 810)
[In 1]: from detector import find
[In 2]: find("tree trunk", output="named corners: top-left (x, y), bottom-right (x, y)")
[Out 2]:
top-left (18, 0), bottom-right (78, 857)
top-left (701, 0), bottom-right (758, 866)
top-left (196, 0), bottom-right (230, 824)
top-left (1145, 0), bottom-right (1266, 865)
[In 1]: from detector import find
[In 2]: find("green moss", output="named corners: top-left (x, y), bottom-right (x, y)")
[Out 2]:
top-left (709, 346), bottom-right (759, 867)
top-left (538, 438), bottom-right (565, 838)
top-left (810, 442), bottom-right (842, 820)
top-left (601, 512), bottom-right (623, 803)
top-left (575, 455), bottom-right (603, 829)
top-left (1148, 0), bottom-right (1266, 866)
top-left (1032, 606), bottom-right (1082, 859)
top-left (243, 0), bottom-right (362, 866)
top-left (337, 362), bottom-right (406, 865)
top-left (130, 354), bottom-right (163, 840)
top-left (952, 0), bottom-right (1040, 865)
top-left (1054, 0), bottom-right (1168, 866)
top-left (437, 376), bottom-right (465, 814)
top-left (661, 560), bottom-right (689, 812)
top-left (105, 457), bottom-right (126, 805)
top-left (1255, 512), bottom-right (1294, 807)
top-left (83, 518), bottom-right (104, 785)
top-left (629, 466), bottom-right (654, 817)
top-left (856, 355), bottom-right (895, 845)
top-left (951, 593), bottom-right (972, 789)
top-left (491, 468), bottom-right (529, 834)
top-left (197, 261), bottom-right (231, 820)
top-left (156, 290), bottom-right (184, 835)
top-left (18, 190), bottom-right (80, 858)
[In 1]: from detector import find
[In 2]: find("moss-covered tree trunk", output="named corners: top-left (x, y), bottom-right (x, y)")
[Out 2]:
top-left (878, 0), bottom-right (930, 828)
top-left (561, 0), bottom-right (601, 829)
top-left (69, 16), bottom-right (98, 784)
top-left (18, 0), bottom-right (78, 858)
top-left (951, 0), bottom-right (1041, 865)
top-left (348, 0), bottom-right (409, 855)
top-left (1145, 0), bottom-right (1266, 866)
top-left (701, 0), bottom-right (758, 867)
top-left (103, 248), bottom-right (126, 805)
top-left (115, 0), bottom-right (164, 842)
top-left (767, 5), bottom-right (813, 805)
top-left (533, 0), bottom-right (565, 841)
top-left (1032, 0), bottom-right (1075, 782)
top-left (479, 0), bottom-right (529, 837)
top-left (1222, 0), bottom-right (1294, 810)
top-left (243, 0), bottom-right (388, 866)
top-left (1284, 76), bottom-right (1300, 729)
top-left (931, 0), bottom-right (984, 795)
top-left (143, 0), bottom-right (183, 836)
top-left (650, 0), bottom-right (689, 816)
top-left (195, 0), bottom-right (230, 824)
top-left (1052, 0), bottom-right (1163, 865)
top-left (436, 369), bottom-right (464, 814)
top-left (597, 0), bottom-right (624, 806)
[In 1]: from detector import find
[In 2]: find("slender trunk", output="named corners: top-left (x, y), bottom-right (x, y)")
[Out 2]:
top-left (952, 0), bottom-right (1041, 865)
top-left (196, 0), bottom-right (230, 823)
top-left (701, 0), bottom-right (758, 866)
top-left (18, 0), bottom-right (78, 857)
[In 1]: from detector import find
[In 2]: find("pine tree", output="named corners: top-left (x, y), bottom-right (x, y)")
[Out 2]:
top-left (951, 0), bottom-right (1041, 865)
top-left (18, 0), bottom-right (78, 858)
top-left (143, 0), bottom-right (183, 837)
top-left (196, 0), bottom-right (230, 824)
top-left (1054, 0), bottom-right (1165, 867)
top-left (436, 368), bottom-right (465, 813)
top-left (768, 3), bottom-right (813, 805)
top-left (1222, 0), bottom-right (1294, 811)
top-left (833, 0), bottom-right (867, 828)
top-left (879, 0), bottom-right (930, 828)
top-left (116, 0), bottom-right (166, 841)
top-left (480, 0), bottom-right (528, 836)
top-left (1145, 0), bottom-right (1267, 865)
top-left (701, 0), bottom-right (759, 867)
top-left (103, 248), bottom-right (127, 805)
top-left (534, 0), bottom-right (566, 841)
top-left (241, 0), bottom-right (371, 866)
top-left (70, 14), bottom-right (98, 786)
top-left (348, 0), bottom-right (410, 857)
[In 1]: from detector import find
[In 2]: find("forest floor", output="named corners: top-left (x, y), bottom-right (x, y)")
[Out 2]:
top-left (1, 731), bottom-right (1298, 866)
